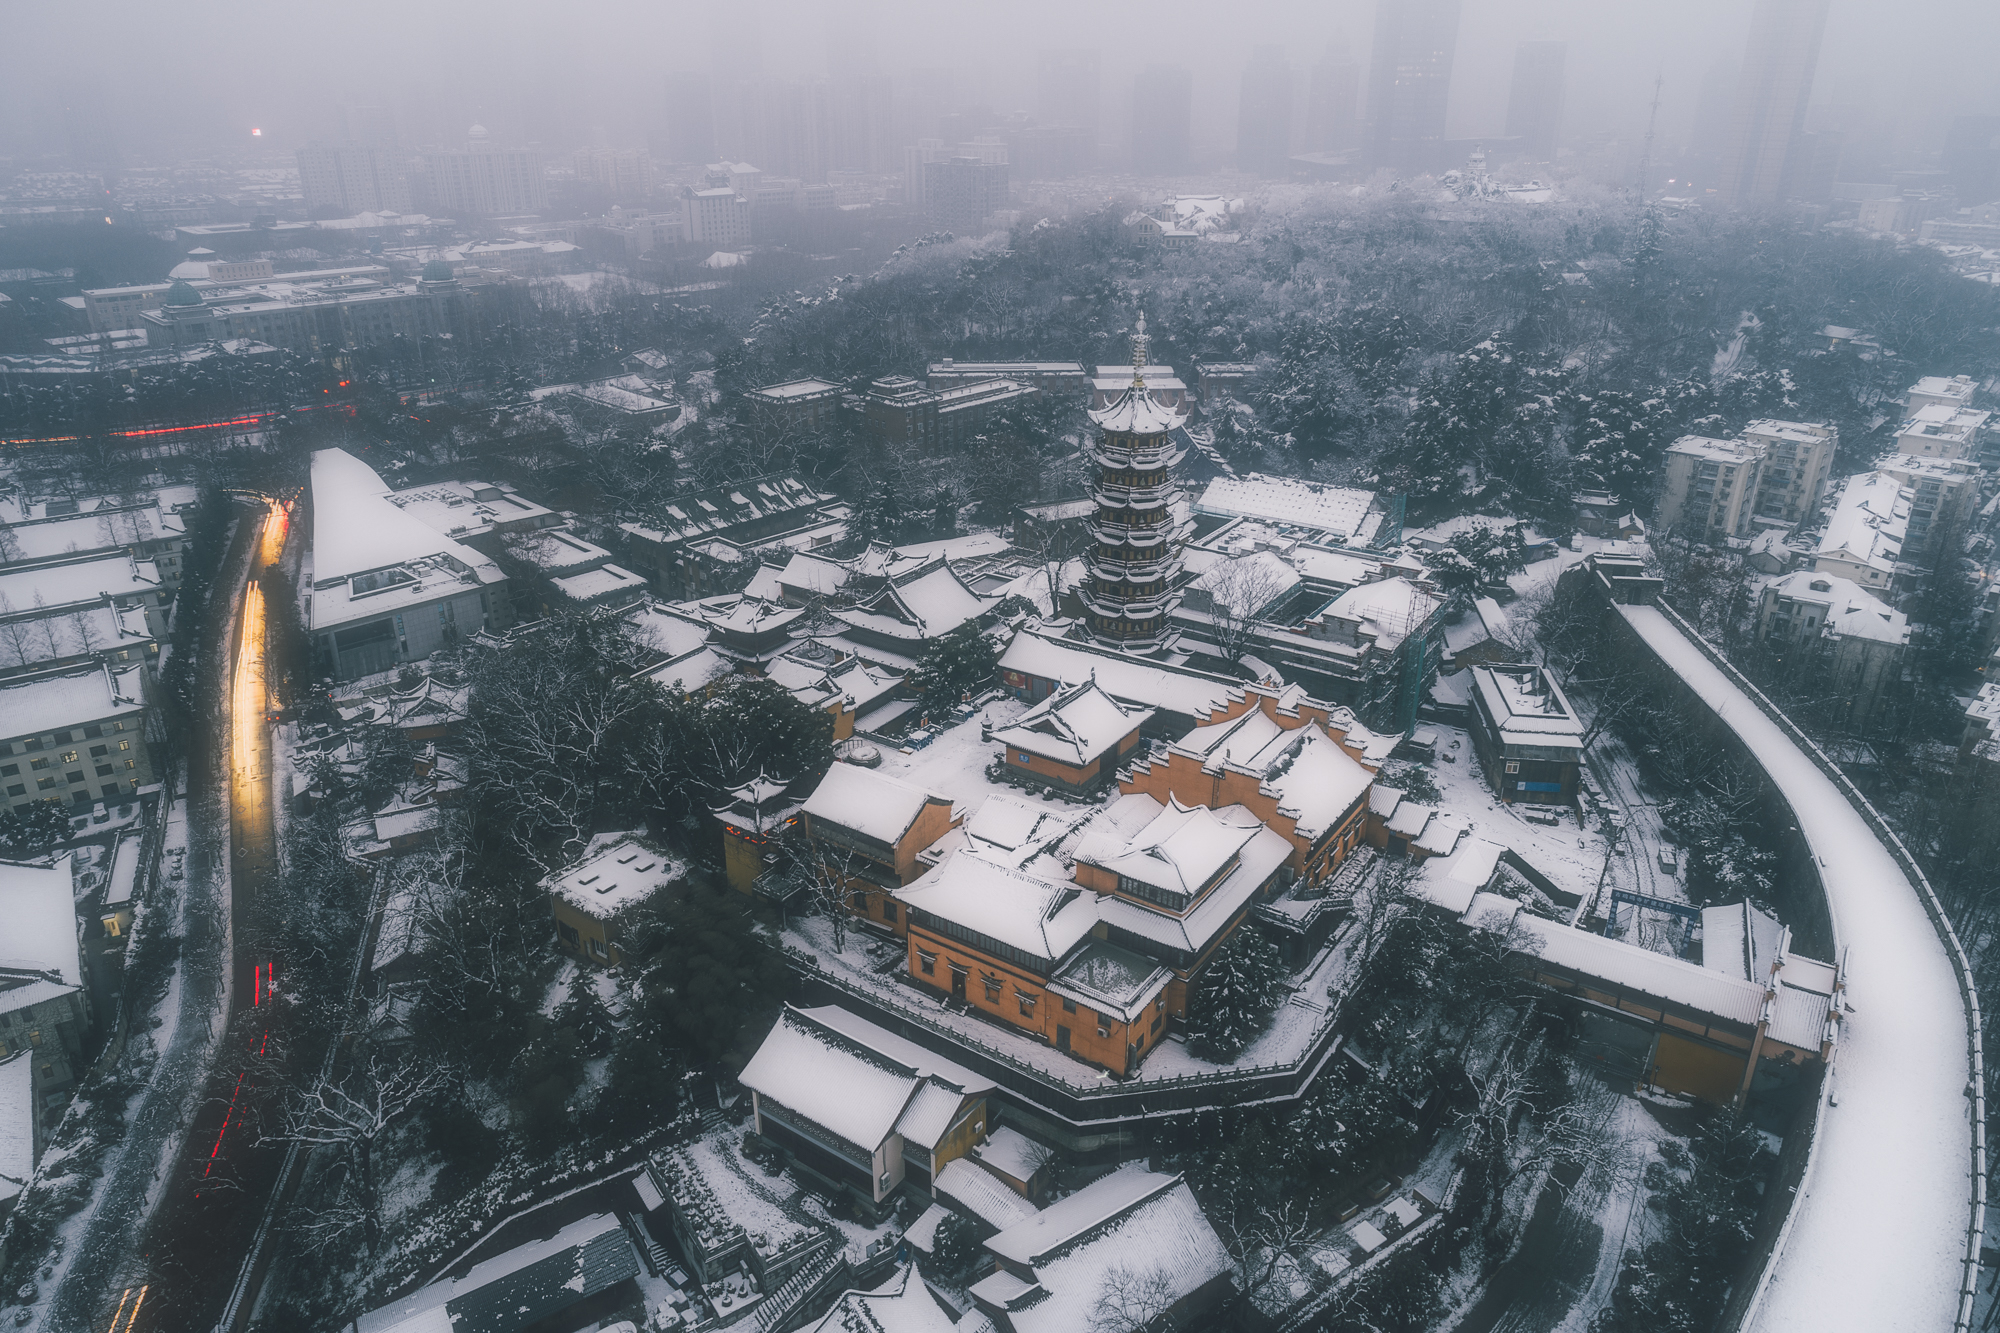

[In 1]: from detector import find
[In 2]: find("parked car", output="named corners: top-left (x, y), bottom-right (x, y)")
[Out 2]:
top-left (1659, 846), bottom-right (1680, 874)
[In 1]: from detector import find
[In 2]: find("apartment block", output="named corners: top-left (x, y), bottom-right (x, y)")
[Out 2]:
top-left (1743, 419), bottom-right (1836, 524)
top-left (1658, 436), bottom-right (1768, 542)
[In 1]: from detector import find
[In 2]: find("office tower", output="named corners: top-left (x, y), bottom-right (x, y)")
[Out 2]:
top-left (1131, 66), bottom-right (1194, 175)
top-left (663, 73), bottom-right (715, 163)
top-left (1503, 41), bottom-right (1566, 160)
top-left (1689, 62), bottom-right (1739, 164)
top-left (759, 80), bottom-right (834, 182)
top-left (1364, 0), bottom-right (1464, 172)
top-left (1237, 46), bottom-right (1293, 176)
top-left (1720, 0), bottom-right (1832, 207)
top-left (1303, 46), bottom-right (1362, 153)
top-left (297, 142), bottom-right (412, 216)
top-left (1944, 116), bottom-right (2000, 206)
top-left (1036, 50), bottom-right (1102, 136)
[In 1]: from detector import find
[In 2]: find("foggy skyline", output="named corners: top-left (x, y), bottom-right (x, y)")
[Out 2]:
top-left (8, 0), bottom-right (2000, 169)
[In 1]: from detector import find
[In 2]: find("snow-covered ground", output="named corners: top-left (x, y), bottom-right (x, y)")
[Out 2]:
top-left (1423, 724), bottom-right (1612, 905)
top-left (1620, 605), bottom-right (1972, 1333)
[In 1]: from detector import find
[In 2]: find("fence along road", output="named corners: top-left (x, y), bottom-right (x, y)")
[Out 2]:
top-left (1618, 602), bottom-right (1978, 1333)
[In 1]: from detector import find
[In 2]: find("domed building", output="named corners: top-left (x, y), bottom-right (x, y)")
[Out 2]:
top-left (1080, 316), bottom-right (1190, 653)
top-left (417, 259), bottom-right (461, 291)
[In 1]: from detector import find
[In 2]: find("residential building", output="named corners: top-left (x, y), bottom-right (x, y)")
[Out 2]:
top-left (1719, 0), bottom-right (1831, 206)
top-left (544, 834), bottom-right (686, 966)
top-left (349, 1213), bottom-right (641, 1333)
top-left (1811, 471), bottom-right (1908, 592)
top-left (0, 493), bottom-right (192, 592)
top-left (0, 858), bottom-right (92, 1118)
top-left (0, 662), bottom-right (154, 814)
top-left (1894, 404), bottom-right (1986, 462)
top-left (803, 763), bottom-right (959, 926)
top-left (571, 147), bottom-right (653, 200)
top-left (1130, 66), bottom-right (1194, 175)
top-left (1465, 664), bottom-right (1586, 806)
top-left (682, 174), bottom-right (752, 247)
top-left (739, 1004), bottom-right (992, 1207)
top-left (1755, 571), bottom-right (1911, 729)
top-left (860, 374), bottom-right (1038, 453)
top-left (991, 678), bottom-right (1152, 796)
top-left (1364, 0), bottom-right (1465, 172)
top-left (800, 1266), bottom-right (960, 1333)
top-left (1193, 473), bottom-right (1391, 547)
top-left (1905, 374), bottom-right (1978, 415)
top-left (1083, 318), bottom-right (1190, 652)
top-left (306, 449), bottom-right (510, 681)
top-left (1743, 419), bottom-right (1837, 524)
top-left (1277, 576), bottom-right (1445, 732)
top-left (969, 1167), bottom-right (1231, 1333)
top-left (418, 127), bottom-right (546, 217)
top-left (921, 156), bottom-right (1008, 233)
top-left (1658, 435), bottom-right (1768, 542)
top-left (0, 595), bottom-right (156, 681)
top-left (1237, 46), bottom-right (1293, 176)
top-left (1504, 41), bottom-right (1567, 159)
top-left (296, 142), bottom-right (411, 216)
top-left (1119, 697), bottom-right (1377, 885)
top-left (1874, 456), bottom-right (1980, 560)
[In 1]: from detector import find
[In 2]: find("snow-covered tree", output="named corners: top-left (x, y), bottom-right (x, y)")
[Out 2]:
top-left (553, 968), bottom-right (617, 1058)
top-left (909, 622), bottom-right (999, 719)
top-left (1186, 926), bottom-right (1285, 1061)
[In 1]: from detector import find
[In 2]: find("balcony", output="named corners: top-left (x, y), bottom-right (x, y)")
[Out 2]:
top-left (1086, 439), bottom-right (1187, 471)
top-left (1079, 587), bottom-right (1175, 619)
top-left (1091, 480), bottom-right (1175, 507)
top-left (1088, 518), bottom-right (1175, 548)
top-left (1086, 551), bottom-right (1177, 580)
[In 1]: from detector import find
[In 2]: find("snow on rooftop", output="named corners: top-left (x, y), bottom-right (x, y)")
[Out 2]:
top-left (1087, 383), bottom-right (1187, 434)
top-left (0, 1053), bottom-right (33, 1206)
top-left (1469, 665), bottom-right (1585, 746)
top-left (1764, 572), bottom-right (1910, 646)
top-left (542, 834), bottom-right (685, 918)
top-left (991, 679), bottom-right (1150, 767)
top-left (803, 762), bottom-right (950, 846)
top-left (1197, 473), bottom-right (1382, 544)
top-left (998, 628), bottom-right (1245, 719)
top-left (937, 1158), bottom-right (1041, 1231)
top-left (898, 852), bottom-right (1100, 965)
top-left (1667, 434), bottom-right (1762, 464)
top-left (1813, 471), bottom-right (1908, 574)
top-left (799, 1265), bottom-right (961, 1333)
top-left (0, 662), bottom-right (146, 740)
top-left (0, 551), bottom-right (160, 611)
top-left (1325, 577), bottom-right (1439, 649)
top-left (973, 1125), bottom-right (1047, 1186)
top-left (0, 856), bottom-right (80, 985)
top-left (308, 448), bottom-right (482, 584)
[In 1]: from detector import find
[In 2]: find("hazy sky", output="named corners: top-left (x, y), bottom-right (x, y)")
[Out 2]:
top-left (7, 0), bottom-right (1997, 166)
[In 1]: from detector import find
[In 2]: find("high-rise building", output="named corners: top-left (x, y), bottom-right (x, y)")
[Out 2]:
top-left (1082, 317), bottom-right (1190, 654)
top-left (1304, 46), bottom-right (1362, 153)
top-left (830, 76), bottom-right (893, 174)
top-left (572, 148), bottom-right (654, 201)
top-left (1364, 0), bottom-right (1463, 173)
top-left (1719, 0), bottom-right (1832, 207)
top-left (1036, 49), bottom-right (1102, 138)
top-left (922, 156), bottom-right (1008, 234)
top-left (1237, 46), bottom-right (1293, 176)
top-left (297, 142), bottom-right (412, 217)
top-left (341, 105), bottom-right (399, 150)
top-left (419, 126), bottom-right (547, 217)
top-left (1689, 62), bottom-right (1739, 165)
top-left (663, 73), bottom-right (715, 163)
top-left (1503, 41), bottom-right (1566, 160)
top-left (1131, 66), bottom-right (1194, 175)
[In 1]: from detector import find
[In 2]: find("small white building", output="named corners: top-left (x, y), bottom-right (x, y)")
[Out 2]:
top-left (1811, 472), bottom-right (1909, 591)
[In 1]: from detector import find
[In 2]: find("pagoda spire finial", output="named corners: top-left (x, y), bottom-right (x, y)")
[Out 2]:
top-left (1130, 312), bottom-right (1152, 390)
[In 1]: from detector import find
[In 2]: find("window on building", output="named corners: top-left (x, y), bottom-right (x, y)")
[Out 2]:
top-left (1097, 1022), bottom-right (1111, 1038)
top-left (1505, 761), bottom-right (1520, 774)
top-left (917, 951), bottom-right (936, 976)
top-left (60, 751), bottom-right (77, 763)
top-left (1061, 997), bottom-right (1076, 1014)
top-left (30, 758), bottom-right (49, 771)
top-left (589, 937), bottom-right (607, 959)
top-left (1018, 992), bottom-right (1037, 1016)
top-left (983, 976), bottom-right (1002, 1003)
top-left (881, 900), bottom-right (898, 923)
top-left (89, 746), bottom-right (107, 758)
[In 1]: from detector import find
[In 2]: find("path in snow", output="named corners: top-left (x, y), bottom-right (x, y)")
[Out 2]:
top-left (1619, 604), bottom-right (1971, 1333)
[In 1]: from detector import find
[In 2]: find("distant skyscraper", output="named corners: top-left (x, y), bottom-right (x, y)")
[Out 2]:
top-left (1036, 50), bottom-right (1102, 136)
top-left (1689, 62), bottom-right (1739, 165)
top-left (297, 142), bottom-right (411, 217)
top-left (1719, 0), bottom-right (1831, 207)
top-left (1503, 41), bottom-right (1565, 160)
top-left (1131, 65), bottom-right (1194, 175)
top-left (1237, 46), bottom-right (1293, 176)
top-left (1364, 0), bottom-right (1463, 172)
top-left (830, 76), bottom-right (893, 174)
top-left (663, 73), bottom-right (715, 164)
top-left (1304, 45), bottom-right (1361, 153)
top-left (341, 105), bottom-right (399, 151)
top-left (420, 127), bottom-right (546, 217)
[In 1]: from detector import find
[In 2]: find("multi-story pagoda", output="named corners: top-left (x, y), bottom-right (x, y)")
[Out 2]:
top-left (1081, 315), bottom-right (1190, 652)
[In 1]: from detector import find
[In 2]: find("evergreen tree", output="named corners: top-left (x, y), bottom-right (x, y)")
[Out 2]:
top-left (1186, 926), bottom-right (1285, 1061)
top-left (930, 1212), bottom-right (984, 1276)
top-left (909, 623), bottom-right (999, 719)
top-left (555, 967), bottom-right (617, 1058)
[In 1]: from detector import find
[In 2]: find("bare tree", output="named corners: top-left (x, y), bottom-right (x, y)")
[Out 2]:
top-left (1198, 553), bottom-right (1293, 668)
top-left (258, 1054), bottom-right (450, 1251)
top-left (1217, 1197), bottom-right (1317, 1306)
top-left (1088, 1262), bottom-right (1179, 1333)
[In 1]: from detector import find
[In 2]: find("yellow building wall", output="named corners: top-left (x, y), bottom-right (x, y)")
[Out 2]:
top-left (906, 926), bottom-right (1151, 1075)
top-left (1650, 1033), bottom-right (1748, 1104)
top-left (551, 894), bottom-right (622, 967)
